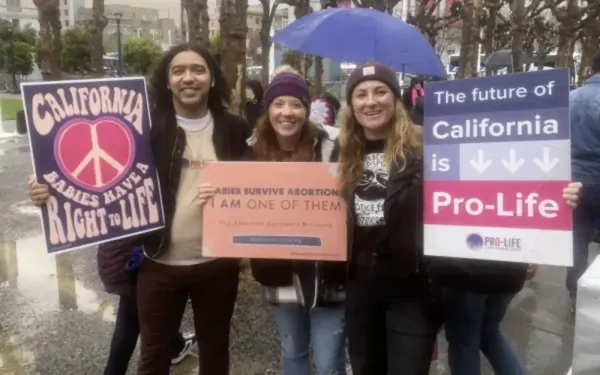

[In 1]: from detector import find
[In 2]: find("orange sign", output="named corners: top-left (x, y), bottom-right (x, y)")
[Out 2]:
top-left (201, 162), bottom-right (347, 261)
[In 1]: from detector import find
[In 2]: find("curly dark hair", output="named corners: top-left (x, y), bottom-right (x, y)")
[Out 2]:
top-left (149, 42), bottom-right (230, 115)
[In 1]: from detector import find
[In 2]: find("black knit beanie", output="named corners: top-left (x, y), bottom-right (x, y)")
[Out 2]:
top-left (346, 61), bottom-right (401, 104)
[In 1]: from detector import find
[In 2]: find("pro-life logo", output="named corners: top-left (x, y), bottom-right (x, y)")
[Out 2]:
top-left (466, 233), bottom-right (484, 250)
top-left (466, 233), bottom-right (522, 252)
top-left (54, 117), bottom-right (135, 192)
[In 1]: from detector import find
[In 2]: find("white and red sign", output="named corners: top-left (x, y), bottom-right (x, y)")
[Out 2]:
top-left (423, 70), bottom-right (572, 266)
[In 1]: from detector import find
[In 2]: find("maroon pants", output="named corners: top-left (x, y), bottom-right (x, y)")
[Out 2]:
top-left (136, 258), bottom-right (240, 375)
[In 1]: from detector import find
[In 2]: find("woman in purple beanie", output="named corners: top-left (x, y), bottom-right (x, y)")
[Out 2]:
top-left (248, 66), bottom-right (347, 375)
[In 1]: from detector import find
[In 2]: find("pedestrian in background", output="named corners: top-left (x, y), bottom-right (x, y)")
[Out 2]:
top-left (409, 96), bottom-right (424, 126)
top-left (567, 49), bottom-right (600, 314)
top-left (310, 92), bottom-right (342, 138)
top-left (402, 77), bottom-right (424, 111)
top-left (245, 79), bottom-right (264, 128)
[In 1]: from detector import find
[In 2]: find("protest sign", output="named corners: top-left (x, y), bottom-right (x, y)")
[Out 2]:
top-left (21, 78), bottom-right (165, 254)
top-left (423, 69), bottom-right (572, 266)
top-left (201, 162), bottom-right (347, 261)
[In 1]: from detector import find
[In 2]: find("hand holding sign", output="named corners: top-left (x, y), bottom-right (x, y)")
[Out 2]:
top-left (196, 183), bottom-right (216, 208)
top-left (28, 175), bottom-right (50, 205)
top-left (563, 182), bottom-right (582, 209)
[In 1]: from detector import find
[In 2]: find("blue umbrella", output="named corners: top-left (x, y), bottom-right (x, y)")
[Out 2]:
top-left (271, 7), bottom-right (447, 78)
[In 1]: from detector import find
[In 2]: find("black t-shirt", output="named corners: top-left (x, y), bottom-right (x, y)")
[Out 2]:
top-left (353, 139), bottom-right (390, 254)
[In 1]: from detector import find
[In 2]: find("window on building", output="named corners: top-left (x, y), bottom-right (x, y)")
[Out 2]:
top-left (255, 17), bottom-right (259, 24)
top-left (66, 20), bottom-right (70, 26)
top-left (64, 9), bottom-right (68, 16)
top-left (63, 0), bottom-right (67, 5)
top-left (142, 14), bottom-right (146, 21)
top-left (7, 0), bottom-right (20, 7)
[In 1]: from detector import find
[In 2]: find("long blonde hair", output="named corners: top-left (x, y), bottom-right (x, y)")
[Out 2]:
top-left (337, 98), bottom-right (422, 194)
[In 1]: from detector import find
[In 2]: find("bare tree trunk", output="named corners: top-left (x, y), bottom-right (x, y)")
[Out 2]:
top-left (457, 0), bottom-right (474, 78)
top-left (293, 1), bottom-right (311, 77)
top-left (578, 11), bottom-right (600, 85)
top-left (510, 0), bottom-right (526, 72)
top-left (483, 1), bottom-right (497, 76)
top-left (34, 0), bottom-right (62, 80)
top-left (219, 0), bottom-right (248, 114)
top-left (183, 0), bottom-right (210, 45)
top-left (467, 0), bottom-right (482, 77)
top-left (260, 37), bottom-right (271, 85)
top-left (578, 36), bottom-right (592, 85)
top-left (180, 0), bottom-right (187, 42)
top-left (259, 0), bottom-right (281, 86)
top-left (313, 56), bottom-right (323, 97)
top-left (553, 0), bottom-right (579, 68)
top-left (535, 39), bottom-right (547, 71)
top-left (89, 0), bottom-right (107, 77)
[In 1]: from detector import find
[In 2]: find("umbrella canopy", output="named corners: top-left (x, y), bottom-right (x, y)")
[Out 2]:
top-left (271, 7), bottom-right (447, 78)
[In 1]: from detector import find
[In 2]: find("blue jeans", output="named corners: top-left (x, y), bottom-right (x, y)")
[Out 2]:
top-left (274, 305), bottom-right (347, 375)
top-left (567, 184), bottom-right (600, 296)
top-left (442, 287), bottom-right (524, 375)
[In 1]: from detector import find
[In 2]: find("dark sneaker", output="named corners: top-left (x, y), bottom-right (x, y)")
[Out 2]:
top-left (171, 332), bottom-right (197, 365)
top-left (570, 295), bottom-right (577, 316)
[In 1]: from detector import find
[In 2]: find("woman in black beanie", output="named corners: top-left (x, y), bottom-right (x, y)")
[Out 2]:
top-left (335, 60), bottom-right (584, 375)
top-left (333, 60), bottom-right (440, 375)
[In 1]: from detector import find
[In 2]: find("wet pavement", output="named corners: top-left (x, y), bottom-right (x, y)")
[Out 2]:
top-left (0, 133), bottom-right (577, 374)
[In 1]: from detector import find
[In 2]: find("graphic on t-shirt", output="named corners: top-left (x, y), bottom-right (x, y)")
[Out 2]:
top-left (354, 152), bottom-right (389, 226)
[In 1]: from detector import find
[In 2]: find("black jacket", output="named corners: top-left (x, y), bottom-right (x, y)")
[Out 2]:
top-left (410, 96), bottom-right (424, 126)
top-left (429, 257), bottom-right (528, 294)
top-left (330, 143), bottom-right (427, 279)
top-left (139, 109), bottom-right (251, 259)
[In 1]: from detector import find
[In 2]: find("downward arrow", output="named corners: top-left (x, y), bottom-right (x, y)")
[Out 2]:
top-left (470, 150), bottom-right (492, 173)
top-left (534, 147), bottom-right (559, 172)
top-left (501, 149), bottom-right (525, 173)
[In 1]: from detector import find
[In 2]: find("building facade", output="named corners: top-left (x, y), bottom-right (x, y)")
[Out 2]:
top-left (0, 0), bottom-right (75, 30)
top-left (77, 4), bottom-right (177, 51)
top-left (205, 1), bottom-right (289, 39)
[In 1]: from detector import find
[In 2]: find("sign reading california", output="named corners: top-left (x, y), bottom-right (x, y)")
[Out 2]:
top-left (21, 78), bottom-right (165, 254)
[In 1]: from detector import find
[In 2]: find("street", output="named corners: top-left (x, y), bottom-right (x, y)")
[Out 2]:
top-left (0, 133), bottom-right (578, 375)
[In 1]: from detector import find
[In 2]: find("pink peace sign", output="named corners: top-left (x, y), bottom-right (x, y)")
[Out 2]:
top-left (55, 117), bottom-right (135, 192)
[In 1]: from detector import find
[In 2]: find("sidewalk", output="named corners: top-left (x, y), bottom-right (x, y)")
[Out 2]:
top-left (0, 120), bottom-right (17, 134)
top-left (0, 92), bottom-right (21, 100)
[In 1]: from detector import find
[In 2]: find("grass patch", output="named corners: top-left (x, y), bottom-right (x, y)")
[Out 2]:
top-left (0, 98), bottom-right (23, 121)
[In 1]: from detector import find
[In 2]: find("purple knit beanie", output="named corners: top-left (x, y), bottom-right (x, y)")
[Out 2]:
top-left (263, 72), bottom-right (311, 110)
